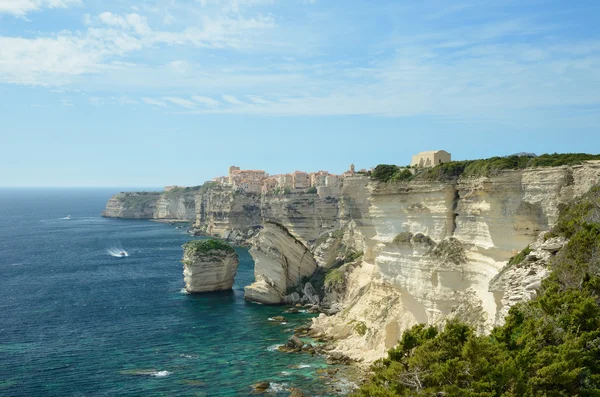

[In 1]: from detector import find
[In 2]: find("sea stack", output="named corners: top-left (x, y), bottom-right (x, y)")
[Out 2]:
top-left (182, 239), bottom-right (239, 293)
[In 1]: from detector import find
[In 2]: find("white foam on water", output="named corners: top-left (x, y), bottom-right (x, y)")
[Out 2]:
top-left (280, 371), bottom-right (291, 377)
top-left (268, 383), bottom-right (288, 393)
top-left (179, 288), bottom-right (189, 295)
top-left (298, 364), bottom-right (311, 369)
top-left (151, 370), bottom-right (172, 377)
top-left (106, 248), bottom-right (129, 257)
top-left (267, 344), bottom-right (283, 352)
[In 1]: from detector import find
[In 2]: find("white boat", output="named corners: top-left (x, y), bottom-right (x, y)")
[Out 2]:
top-left (65, 215), bottom-right (71, 220)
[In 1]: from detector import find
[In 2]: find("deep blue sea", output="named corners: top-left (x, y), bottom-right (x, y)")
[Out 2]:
top-left (0, 189), bottom-right (350, 397)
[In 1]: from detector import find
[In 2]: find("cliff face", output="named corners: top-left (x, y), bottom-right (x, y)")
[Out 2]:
top-left (182, 240), bottom-right (239, 293)
top-left (311, 163), bottom-right (600, 363)
top-left (244, 221), bottom-right (318, 304)
top-left (261, 194), bottom-right (339, 244)
top-left (155, 190), bottom-right (197, 221)
top-left (102, 189), bottom-right (197, 221)
top-left (102, 192), bottom-right (162, 219)
top-left (194, 186), bottom-right (262, 238)
top-left (192, 188), bottom-right (339, 245)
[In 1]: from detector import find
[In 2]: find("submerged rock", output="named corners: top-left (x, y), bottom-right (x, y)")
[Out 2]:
top-left (269, 316), bottom-right (287, 323)
top-left (287, 335), bottom-right (304, 349)
top-left (182, 239), bottom-right (239, 293)
top-left (289, 388), bottom-right (305, 397)
top-left (253, 381), bottom-right (270, 392)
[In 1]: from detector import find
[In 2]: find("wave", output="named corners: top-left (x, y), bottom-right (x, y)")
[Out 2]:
top-left (267, 344), bottom-right (283, 352)
top-left (106, 248), bottom-right (129, 257)
top-left (120, 369), bottom-right (172, 377)
top-left (268, 383), bottom-right (288, 393)
top-left (151, 371), bottom-right (172, 378)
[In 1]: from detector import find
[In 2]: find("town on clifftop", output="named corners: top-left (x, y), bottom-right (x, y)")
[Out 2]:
top-left (165, 150), bottom-right (452, 195)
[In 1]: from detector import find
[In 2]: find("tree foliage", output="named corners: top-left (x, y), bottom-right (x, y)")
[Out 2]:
top-left (417, 153), bottom-right (600, 181)
top-left (354, 184), bottom-right (600, 397)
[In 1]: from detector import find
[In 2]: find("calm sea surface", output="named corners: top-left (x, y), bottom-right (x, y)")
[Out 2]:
top-left (0, 189), bottom-right (349, 396)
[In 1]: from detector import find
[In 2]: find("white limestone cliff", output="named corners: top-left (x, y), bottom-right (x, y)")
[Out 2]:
top-left (182, 240), bottom-right (239, 293)
top-left (310, 163), bottom-right (600, 364)
top-left (244, 221), bottom-right (318, 304)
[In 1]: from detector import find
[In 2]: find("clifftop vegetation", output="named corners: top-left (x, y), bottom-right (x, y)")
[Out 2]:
top-left (371, 153), bottom-right (600, 183)
top-left (118, 191), bottom-right (161, 209)
top-left (163, 182), bottom-right (217, 197)
top-left (354, 184), bottom-right (600, 397)
top-left (183, 239), bottom-right (235, 255)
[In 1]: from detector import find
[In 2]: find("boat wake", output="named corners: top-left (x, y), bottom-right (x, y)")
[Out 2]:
top-left (107, 248), bottom-right (129, 257)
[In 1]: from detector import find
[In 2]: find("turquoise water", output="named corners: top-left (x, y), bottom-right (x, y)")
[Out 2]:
top-left (0, 189), bottom-right (350, 396)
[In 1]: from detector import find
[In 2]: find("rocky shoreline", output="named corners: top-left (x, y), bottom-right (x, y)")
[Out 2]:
top-left (252, 305), bottom-right (365, 396)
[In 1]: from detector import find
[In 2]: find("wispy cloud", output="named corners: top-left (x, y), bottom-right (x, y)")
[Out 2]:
top-left (0, 8), bottom-right (276, 86)
top-left (164, 97), bottom-right (197, 108)
top-left (222, 95), bottom-right (244, 105)
top-left (192, 95), bottom-right (220, 107)
top-left (142, 97), bottom-right (168, 107)
top-left (1, 0), bottom-right (599, 123)
top-left (0, 0), bottom-right (81, 16)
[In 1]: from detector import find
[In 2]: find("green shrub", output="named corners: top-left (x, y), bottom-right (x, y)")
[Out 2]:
top-left (508, 246), bottom-right (532, 266)
top-left (393, 232), bottom-right (414, 245)
top-left (183, 239), bottom-right (235, 255)
top-left (354, 321), bottom-right (368, 336)
top-left (306, 186), bottom-right (318, 194)
top-left (324, 268), bottom-right (345, 288)
top-left (371, 165), bottom-right (413, 183)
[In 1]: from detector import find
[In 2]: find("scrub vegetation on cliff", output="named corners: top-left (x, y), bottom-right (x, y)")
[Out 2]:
top-left (183, 239), bottom-right (235, 255)
top-left (371, 153), bottom-right (600, 183)
top-left (118, 192), bottom-right (161, 209)
top-left (163, 184), bottom-right (211, 197)
top-left (354, 185), bottom-right (600, 397)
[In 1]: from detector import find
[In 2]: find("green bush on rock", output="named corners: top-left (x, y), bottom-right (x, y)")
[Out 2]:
top-left (183, 239), bottom-right (235, 255)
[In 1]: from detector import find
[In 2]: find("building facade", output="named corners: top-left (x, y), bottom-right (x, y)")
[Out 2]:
top-left (411, 150), bottom-right (452, 168)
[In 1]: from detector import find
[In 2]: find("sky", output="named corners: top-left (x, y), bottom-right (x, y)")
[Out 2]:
top-left (1, 0), bottom-right (599, 187)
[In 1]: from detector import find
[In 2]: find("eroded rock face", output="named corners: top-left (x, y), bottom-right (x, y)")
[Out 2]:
top-left (182, 240), bottom-right (239, 293)
top-left (102, 192), bottom-right (162, 219)
top-left (311, 163), bottom-right (600, 364)
top-left (154, 190), bottom-right (197, 221)
top-left (244, 222), bottom-right (318, 304)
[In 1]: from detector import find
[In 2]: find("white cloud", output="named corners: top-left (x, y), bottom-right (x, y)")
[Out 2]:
top-left (142, 97), bottom-right (168, 107)
top-left (98, 12), bottom-right (152, 35)
top-left (246, 95), bottom-right (269, 104)
top-left (192, 95), bottom-right (220, 106)
top-left (0, 10), bottom-right (275, 86)
top-left (0, 0), bottom-right (81, 16)
top-left (164, 96), bottom-right (197, 108)
top-left (222, 94), bottom-right (244, 105)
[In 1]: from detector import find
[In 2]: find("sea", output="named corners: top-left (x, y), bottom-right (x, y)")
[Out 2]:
top-left (0, 189), bottom-right (355, 397)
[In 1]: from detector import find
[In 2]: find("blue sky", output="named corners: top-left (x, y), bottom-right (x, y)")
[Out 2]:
top-left (1, 0), bottom-right (599, 187)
